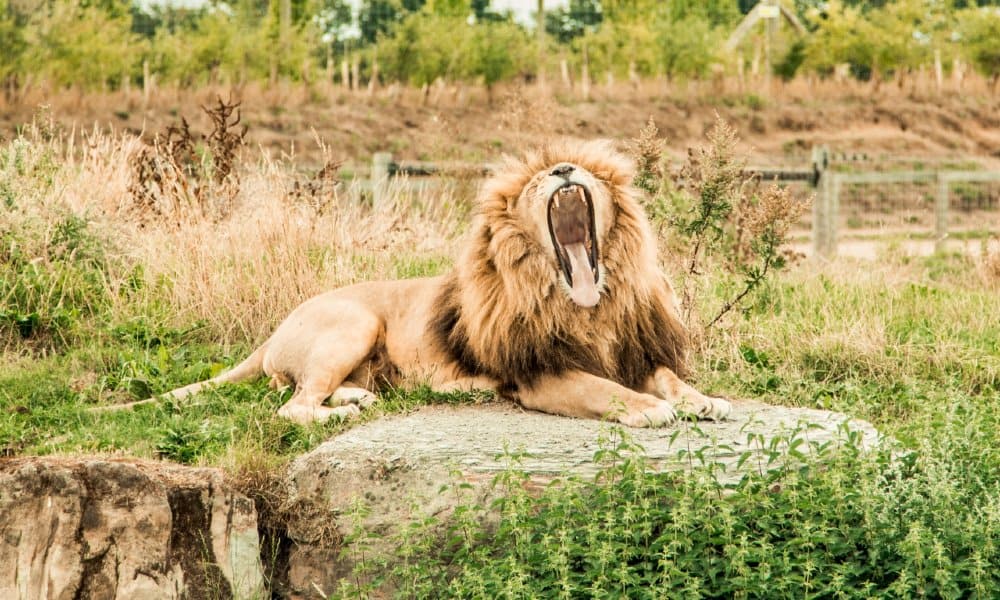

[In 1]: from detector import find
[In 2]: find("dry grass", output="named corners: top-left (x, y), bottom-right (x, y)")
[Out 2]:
top-left (4, 71), bottom-right (997, 118)
top-left (983, 241), bottom-right (1000, 286)
top-left (7, 121), bottom-right (467, 347)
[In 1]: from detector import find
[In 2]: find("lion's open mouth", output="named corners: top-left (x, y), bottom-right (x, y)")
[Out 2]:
top-left (547, 182), bottom-right (600, 307)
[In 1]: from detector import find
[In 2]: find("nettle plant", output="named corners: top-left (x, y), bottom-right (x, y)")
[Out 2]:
top-left (631, 116), bottom-right (808, 336)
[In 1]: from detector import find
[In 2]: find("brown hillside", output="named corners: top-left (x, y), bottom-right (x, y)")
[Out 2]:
top-left (3, 80), bottom-right (998, 168)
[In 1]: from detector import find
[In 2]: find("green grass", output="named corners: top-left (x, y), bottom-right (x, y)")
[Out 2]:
top-left (324, 254), bottom-right (1000, 599)
top-left (5, 213), bottom-right (1000, 597)
top-left (4, 131), bottom-right (1000, 597)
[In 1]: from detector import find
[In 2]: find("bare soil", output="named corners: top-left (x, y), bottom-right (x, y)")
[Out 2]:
top-left (4, 81), bottom-right (999, 168)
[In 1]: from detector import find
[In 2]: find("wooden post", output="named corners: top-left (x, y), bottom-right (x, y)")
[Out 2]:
top-left (142, 59), bottom-right (150, 109)
top-left (325, 45), bottom-right (333, 86)
top-left (934, 49), bottom-right (943, 95)
top-left (829, 173), bottom-right (840, 257)
top-left (368, 49), bottom-right (379, 97)
top-left (811, 145), bottom-right (832, 259)
top-left (935, 173), bottom-right (949, 253)
top-left (372, 152), bottom-right (392, 206)
top-left (536, 0), bottom-right (545, 86)
top-left (581, 43), bottom-right (591, 101)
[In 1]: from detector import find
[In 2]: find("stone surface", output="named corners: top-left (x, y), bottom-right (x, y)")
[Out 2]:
top-left (0, 457), bottom-right (265, 600)
top-left (284, 400), bottom-right (879, 597)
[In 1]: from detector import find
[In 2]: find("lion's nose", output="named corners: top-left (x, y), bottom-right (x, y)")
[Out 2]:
top-left (550, 164), bottom-right (575, 177)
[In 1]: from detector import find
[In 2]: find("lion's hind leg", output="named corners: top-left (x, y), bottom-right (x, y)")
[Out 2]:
top-left (645, 367), bottom-right (731, 421)
top-left (273, 305), bottom-right (383, 425)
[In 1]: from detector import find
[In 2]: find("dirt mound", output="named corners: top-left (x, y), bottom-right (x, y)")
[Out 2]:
top-left (4, 83), bottom-right (998, 168)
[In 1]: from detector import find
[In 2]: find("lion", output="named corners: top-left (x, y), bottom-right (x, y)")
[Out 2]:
top-left (162, 140), bottom-right (731, 427)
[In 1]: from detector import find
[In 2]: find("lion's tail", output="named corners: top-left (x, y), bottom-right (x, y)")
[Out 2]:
top-left (161, 344), bottom-right (268, 400)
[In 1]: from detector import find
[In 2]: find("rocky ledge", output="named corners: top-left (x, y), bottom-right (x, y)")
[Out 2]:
top-left (1, 400), bottom-right (879, 599)
top-left (283, 400), bottom-right (879, 597)
top-left (0, 458), bottom-right (264, 600)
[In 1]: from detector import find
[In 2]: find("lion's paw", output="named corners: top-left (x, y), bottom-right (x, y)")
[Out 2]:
top-left (278, 403), bottom-right (361, 425)
top-left (690, 396), bottom-right (731, 421)
top-left (332, 386), bottom-right (378, 409)
top-left (617, 399), bottom-right (678, 428)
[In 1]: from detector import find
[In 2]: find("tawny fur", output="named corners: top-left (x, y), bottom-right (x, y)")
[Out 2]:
top-left (156, 140), bottom-right (731, 426)
top-left (432, 139), bottom-right (688, 391)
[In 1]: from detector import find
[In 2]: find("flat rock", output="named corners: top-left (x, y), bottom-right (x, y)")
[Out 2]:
top-left (0, 457), bottom-right (264, 600)
top-left (284, 400), bottom-right (879, 597)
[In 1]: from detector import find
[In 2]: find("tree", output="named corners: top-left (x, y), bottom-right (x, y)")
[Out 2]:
top-left (463, 19), bottom-right (530, 98)
top-left (654, 14), bottom-right (723, 79)
top-left (958, 6), bottom-right (1000, 83)
top-left (545, 0), bottom-right (602, 44)
top-left (358, 0), bottom-right (400, 43)
top-left (800, 1), bottom-right (881, 79)
top-left (21, 2), bottom-right (143, 89)
top-left (379, 12), bottom-right (461, 85)
top-left (0, 2), bottom-right (26, 87)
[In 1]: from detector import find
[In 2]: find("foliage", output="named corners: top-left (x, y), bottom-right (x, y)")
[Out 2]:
top-left (380, 12), bottom-right (529, 88)
top-left (632, 117), bottom-right (807, 332)
top-left (655, 14), bottom-right (723, 79)
top-left (20, 2), bottom-right (143, 89)
top-left (0, 7), bottom-right (26, 84)
top-left (0, 0), bottom-right (998, 89)
top-left (4, 110), bottom-right (1000, 597)
top-left (462, 19), bottom-right (531, 89)
top-left (545, 0), bottom-right (603, 44)
top-left (957, 6), bottom-right (1000, 79)
top-left (802, 0), bottom-right (955, 80)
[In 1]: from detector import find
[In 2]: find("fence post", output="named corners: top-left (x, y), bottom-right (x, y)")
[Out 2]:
top-left (811, 145), bottom-right (832, 259)
top-left (142, 59), bottom-right (150, 110)
top-left (935, 173), bottom-right (949, 253)
top-left (828, 173), bottom-right (840, 257)
top-left (372, 152), bottom-right (392, 207)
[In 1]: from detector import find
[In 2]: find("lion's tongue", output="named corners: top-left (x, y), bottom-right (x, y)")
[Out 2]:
top-left (565, 242), bottom-right (599, 307)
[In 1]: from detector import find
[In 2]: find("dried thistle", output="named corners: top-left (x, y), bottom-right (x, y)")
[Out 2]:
top-left (629, 117), bottom-right (666, 195)
top-left (286, 159), bottom-right (344, 215)
top-left (638, 115), bottom-right (809, 334)
top-left (127, 97), bottom-right (248, 226)
top-left (202, 95), bottom-right (247, 185)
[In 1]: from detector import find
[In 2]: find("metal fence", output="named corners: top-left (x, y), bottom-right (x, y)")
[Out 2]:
top-left (811, 146), bottom-right (1000, 257)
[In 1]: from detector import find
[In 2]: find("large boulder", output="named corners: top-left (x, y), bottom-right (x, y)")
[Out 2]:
top-left (0, 458), bottom-right (264, 600)
top-left (284, 400), bottom-right (879, 597)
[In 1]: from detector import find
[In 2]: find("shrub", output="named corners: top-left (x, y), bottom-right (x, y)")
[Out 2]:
top-left (631, 116), bottom-right (807, 334)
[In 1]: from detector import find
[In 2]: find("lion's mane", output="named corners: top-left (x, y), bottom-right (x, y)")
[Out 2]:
top-left (430, 140), bottom-right (688, 391)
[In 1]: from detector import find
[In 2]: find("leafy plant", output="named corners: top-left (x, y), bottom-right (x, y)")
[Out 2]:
top-left (632, 116), bottom-right (808, 334)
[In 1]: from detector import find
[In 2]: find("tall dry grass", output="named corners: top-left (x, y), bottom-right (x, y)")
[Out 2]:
top-left (4, 119), bottom-right (467, 347)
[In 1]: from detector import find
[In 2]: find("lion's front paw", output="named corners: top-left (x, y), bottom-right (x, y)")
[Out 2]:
top-left (617, 398), bottom-right (678, 428)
